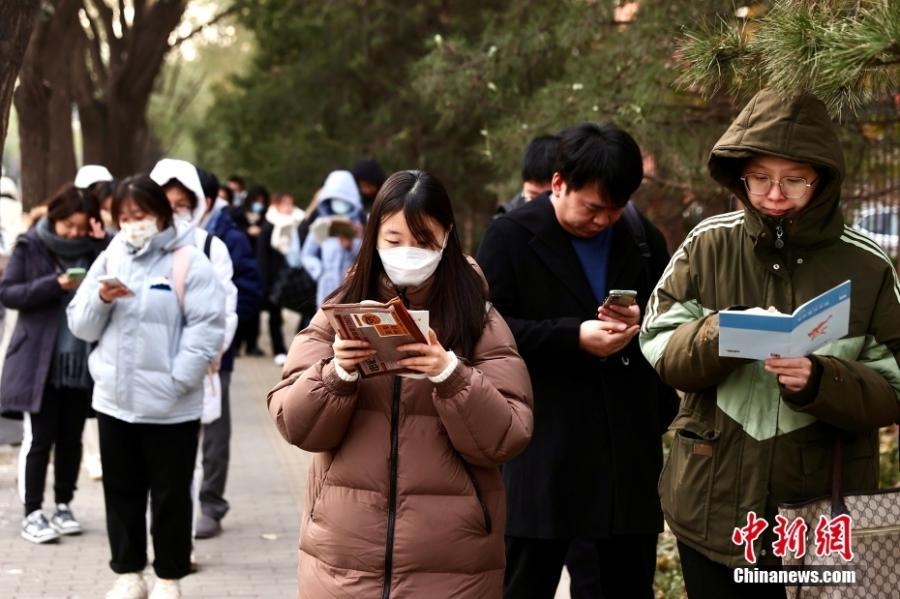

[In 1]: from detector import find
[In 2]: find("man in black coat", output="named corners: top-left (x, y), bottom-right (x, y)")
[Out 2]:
top-left (476, 122), bottom-right (677, 599)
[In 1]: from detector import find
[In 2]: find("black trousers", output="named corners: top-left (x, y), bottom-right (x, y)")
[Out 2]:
top-left (236, 312), bottom-right (261, 353)
top-left (200, 370), bottom-right (231, 521)
top-left (21, 386), bottom-right (90, 515)
top-left (504, 534), bottom-right (657, 599)
top-left (678, 541), bottom-right (787, 599)
top-left (97, 413), bottom-right (199, 580)
top-left (264, 300), bottom-right (287, 356)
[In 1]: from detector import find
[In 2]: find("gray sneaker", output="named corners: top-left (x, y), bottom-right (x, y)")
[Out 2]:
top-left (21, 510), bottom-right (61, 544)
top-left (194, 513), bottom-right (221, 539)
top-left (50, 503), bottom-right (82, 535)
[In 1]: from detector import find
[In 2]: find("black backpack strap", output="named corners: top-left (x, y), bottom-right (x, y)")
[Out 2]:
top-left (203, 232), bottom-right (213, 259)
top-left (622, 201), bottom-right (651, 259)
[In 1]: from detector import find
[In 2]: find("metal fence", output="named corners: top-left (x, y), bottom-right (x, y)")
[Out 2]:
top-left (841, 98), bottom-right (900, 266)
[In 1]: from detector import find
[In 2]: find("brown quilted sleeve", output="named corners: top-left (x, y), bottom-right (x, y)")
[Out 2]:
top-left (431, 307), bottom-right (534, 467)
top-left (266, 310), bottom-right (360, 452)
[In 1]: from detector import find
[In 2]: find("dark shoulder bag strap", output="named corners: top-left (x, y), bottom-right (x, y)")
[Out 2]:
top-left (830, 434), bottom-right (848, 517)
top-left (203, 232), bottom-right (213, 259)
top-left (622, 201), bottom-right (651, 260)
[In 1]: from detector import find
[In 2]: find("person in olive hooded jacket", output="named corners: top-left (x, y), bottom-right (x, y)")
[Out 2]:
top-left (640, 89), bottom-right (900, 598)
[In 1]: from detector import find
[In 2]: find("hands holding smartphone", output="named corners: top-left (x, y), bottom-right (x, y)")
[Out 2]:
top-left (579, 290), bottom-right (641, 358)
top-left (98, 275), bottom-right (134, 303)
top-left (598, 289), bottom-right (640, 327)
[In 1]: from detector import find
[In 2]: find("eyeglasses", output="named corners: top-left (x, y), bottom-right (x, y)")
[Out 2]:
top-left (740, 173), bottom-right (816, 200)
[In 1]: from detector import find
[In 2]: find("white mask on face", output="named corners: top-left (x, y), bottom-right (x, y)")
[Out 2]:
top-left (173, 210), bottom-right (192, 225)
top-left (378, 234), bottom-right (448, 288)
top-left (120, 218), bottom-right (159, 249)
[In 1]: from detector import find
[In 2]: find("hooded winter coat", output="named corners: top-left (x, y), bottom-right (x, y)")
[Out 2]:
top-left (67, 222), bottom-right (226, 424)
top-left (267, 267), bottom-right (533, 598)
top-left (293, 171), bottom-right (364, 308)
top-left (640, 89), bottom-right (900, 568)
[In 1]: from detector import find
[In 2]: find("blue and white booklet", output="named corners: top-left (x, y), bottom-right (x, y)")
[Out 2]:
top-left (718, 280), bottom-right (851, 360)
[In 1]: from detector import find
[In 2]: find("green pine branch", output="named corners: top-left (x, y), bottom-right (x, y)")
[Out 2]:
top-left (676, 0), bottom-right (900, 117)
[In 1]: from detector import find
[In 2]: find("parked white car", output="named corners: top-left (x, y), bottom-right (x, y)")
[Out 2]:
top-left (853, 204), bottom-right (899, 259)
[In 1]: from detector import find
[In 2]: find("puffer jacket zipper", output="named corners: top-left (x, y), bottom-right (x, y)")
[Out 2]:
top-left (462, 462), bottom-right (493, 534)
top-left (382, 376), bottom-right (402, 599)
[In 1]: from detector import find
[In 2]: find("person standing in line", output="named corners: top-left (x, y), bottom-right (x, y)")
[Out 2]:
top-left (74, 164), bottom-right (116, 482)
top-left (495, 134), bottom-right (560, 218)
top-left (0, 184), bottom-right (108, 544)
top-left (640, 89), bottom-right (900, 599)
top-left (67, 175), bottom-right (225, 599)
top-left (351, 158), bottom-right (386, 222)
top-left (268, 170), bottom-right (533, 598)
top-left (194, 167), bottom-right (263, 538)
top-left (232, 185), bottom-right (270, 356)
top-left (477, 122), bottom-right (677, 599)
top-left (258, 191), bottom-right (304, 365)
top-left (289, 170), bottom-right (364, 310)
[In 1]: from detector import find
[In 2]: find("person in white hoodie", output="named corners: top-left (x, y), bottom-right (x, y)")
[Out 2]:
top-left (149, 159), bottom-right (238, 376)
top-left (288, 170), bottom-right (363, 309)
top-left (258, 192), bottom-right (304, 365)
top-left (67, 175), bottom-right (225, 599)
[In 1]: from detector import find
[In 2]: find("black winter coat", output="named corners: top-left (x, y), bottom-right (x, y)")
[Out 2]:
top-left (0, 228), bottom-right (106, 417)
top-left (476, 195), bottom-right (677, 538)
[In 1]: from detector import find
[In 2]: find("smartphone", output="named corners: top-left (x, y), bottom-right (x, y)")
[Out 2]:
top-left (602, 289), bottom-right (638, 308)
top-left (65, 267), bottom-right (87, 281)
top-left (98, 274), bottom-right (133, 294)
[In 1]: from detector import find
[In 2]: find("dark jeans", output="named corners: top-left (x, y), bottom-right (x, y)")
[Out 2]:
top-left (97, 413), bottom-right (199, 580)
top-left (504, 534), bottom-right (657, 599)
top-left (678, 541), bottom-right (787, 599)
top-left (21, 386), bottom-right (90, 515)
top-left (200, 370), bottom-right (231, 521)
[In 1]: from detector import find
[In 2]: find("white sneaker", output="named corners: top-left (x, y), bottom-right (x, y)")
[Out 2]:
top-left (149, 578), bottom-right (181, 599)
top-left (50, 503), bottom-right (82, 535)
top-left (274, 353), bottom-right (287, 366)
top-left (105, 573), bottom-right (148, 599)
top-left (21, 510), bottom-right (60, 544)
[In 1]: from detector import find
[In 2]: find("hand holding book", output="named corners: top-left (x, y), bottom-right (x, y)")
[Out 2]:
top-left (396, 329), bottom-right (452, 377)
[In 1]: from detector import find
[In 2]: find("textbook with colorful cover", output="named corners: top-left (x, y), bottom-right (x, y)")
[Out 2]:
top-left (322, 298), bottom-right (429, 378)
top-left (718, 280), bottom-right (851, 360)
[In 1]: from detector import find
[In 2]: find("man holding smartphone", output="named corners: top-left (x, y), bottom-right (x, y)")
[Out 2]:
top-left (477, 123), bottom-right (678, 599)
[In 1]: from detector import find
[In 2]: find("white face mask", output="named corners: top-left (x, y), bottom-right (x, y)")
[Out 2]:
top-left (378, 234), bottom-right (448, 288)
top-left (173, 210), bottom-right (192, 225)
top-left (120, 217), bottom-right (159, 249)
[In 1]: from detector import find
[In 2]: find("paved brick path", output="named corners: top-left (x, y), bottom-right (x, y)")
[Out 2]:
top-left (0, 344), bottom-right (309, 598)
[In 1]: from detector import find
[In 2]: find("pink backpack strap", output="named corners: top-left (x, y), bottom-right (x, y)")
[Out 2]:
top-left (172, 246), bottom-right (193, 309)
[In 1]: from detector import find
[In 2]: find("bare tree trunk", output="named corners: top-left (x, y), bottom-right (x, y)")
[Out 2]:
top-left (74, 0), bottom-right (188, 178)
top-left (14, 0), bottom-right (82, 209)
top-left (0, 0), bottom-right (40, 169)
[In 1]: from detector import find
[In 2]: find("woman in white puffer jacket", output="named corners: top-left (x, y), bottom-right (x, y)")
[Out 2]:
top-left (67, 175), bottom-right (224, 599)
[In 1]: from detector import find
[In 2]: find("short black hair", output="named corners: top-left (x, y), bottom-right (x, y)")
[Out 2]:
top-left (113, 175), bottom-right (173, 228)
top-left (46, 184), bottom-right (101, 224)
top-left (521, 134), bottom-right (560, 183)
top-left (554, 122), bottom-right (643, 207)
top-left (227, 175), bottom-right (246, 189)
top-left (197, 168), bottom-right (220, 201)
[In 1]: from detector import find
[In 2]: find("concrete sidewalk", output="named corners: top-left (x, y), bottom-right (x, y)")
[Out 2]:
top-left (0, 348), bottom-right (309, 598)
top-left (0, 312), bottom-right (573, 598)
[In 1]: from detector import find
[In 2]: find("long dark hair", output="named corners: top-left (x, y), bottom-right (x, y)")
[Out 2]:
top-left (330, 170), bottom-right (487, 359)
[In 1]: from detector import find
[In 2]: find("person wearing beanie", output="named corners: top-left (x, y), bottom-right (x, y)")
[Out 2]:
top-left (351, 158), bottom-right (386, 220)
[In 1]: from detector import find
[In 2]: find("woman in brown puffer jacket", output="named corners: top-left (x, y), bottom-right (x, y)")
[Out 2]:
top-left (268, 170), bottom-right (534, 599)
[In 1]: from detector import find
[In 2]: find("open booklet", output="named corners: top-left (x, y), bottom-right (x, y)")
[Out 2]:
top-left (321, 297), bottom-right (430, 378)
top-left (718, 280), bottom-right (851, 360)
